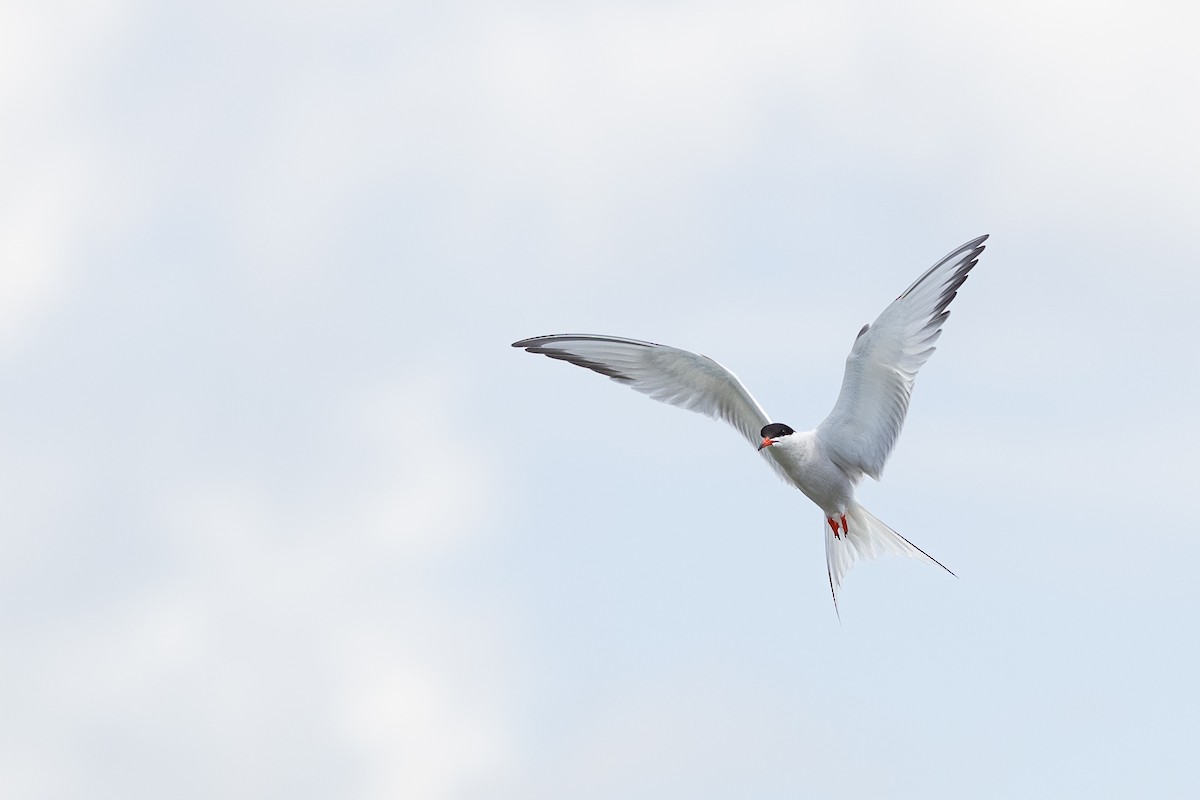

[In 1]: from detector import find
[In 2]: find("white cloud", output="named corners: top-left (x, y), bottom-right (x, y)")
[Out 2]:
top-left (0, 0), bottom-right (150, 356)
top-left (335, 633), bottom-right (510, 800)
top-left (0, 374), bottom-right (514, 799)
top-left (346, 377), bottom-right (497, 556)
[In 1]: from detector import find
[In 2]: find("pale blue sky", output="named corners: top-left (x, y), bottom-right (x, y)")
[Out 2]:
top-left (2, 1), bottom-right (1198, 798)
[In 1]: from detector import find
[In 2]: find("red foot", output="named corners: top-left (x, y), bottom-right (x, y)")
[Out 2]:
top-left (841, 514), bottom-right (848, 534)
top-left (827, 517), bottom-right (841, 539)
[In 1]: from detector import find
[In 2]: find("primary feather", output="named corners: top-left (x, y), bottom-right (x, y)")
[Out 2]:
top-left (510, 334), bottom-right (792, 483)
top-left (816, 235), bottom-right (987, 480)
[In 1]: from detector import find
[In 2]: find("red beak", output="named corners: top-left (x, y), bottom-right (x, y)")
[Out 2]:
top-left (758, 437), bottom-right (774, 451)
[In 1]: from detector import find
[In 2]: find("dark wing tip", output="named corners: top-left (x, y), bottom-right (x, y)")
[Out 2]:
top-left (533, 351), bottom-right (634, 381)
top-left (512, 334), bottom-right (662, 350)
top-left (512, 334), bottom-right (576, 349)
top-left (896, 235), bottom-right (990, 303)
top-left (945, 234), bottom-right (990, 269)
top-left (510, 334), bottom-right (650, 383)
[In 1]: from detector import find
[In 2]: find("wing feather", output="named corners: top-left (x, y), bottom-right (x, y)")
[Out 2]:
top-left (815, 235), bottom-right (988, 480)
top-left (512, 334), bottom-right (790, 481)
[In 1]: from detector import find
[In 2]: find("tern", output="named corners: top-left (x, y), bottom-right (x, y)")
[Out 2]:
top-left (512, 235), bottom-right (988, 614)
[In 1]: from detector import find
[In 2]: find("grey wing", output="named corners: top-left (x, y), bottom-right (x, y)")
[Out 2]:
top-left (815, 235), bottom-right (988, 480)
top-left (512, 334), bottom-right (789, 480)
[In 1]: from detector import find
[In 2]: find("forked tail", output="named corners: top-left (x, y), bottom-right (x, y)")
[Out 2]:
top-left (826, 505), bottom-right (955, 618)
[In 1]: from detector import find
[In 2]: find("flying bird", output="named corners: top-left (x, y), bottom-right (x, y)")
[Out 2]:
top-left (512, 235), bottom-right (988, 614)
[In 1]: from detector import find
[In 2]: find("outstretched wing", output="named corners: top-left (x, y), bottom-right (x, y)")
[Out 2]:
top-left (512, 334), bottom-right (784, 472)
top-left (816, 235), bottom-right (988, 480)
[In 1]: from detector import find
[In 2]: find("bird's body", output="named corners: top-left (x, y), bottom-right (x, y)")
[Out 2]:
top-left (512, 235), bottom-right (988, 613)
top-left (765, 430), bottom-right (854, 520)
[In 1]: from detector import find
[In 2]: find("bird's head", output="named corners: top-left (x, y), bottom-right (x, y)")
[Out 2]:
top-left (758, 423), bottom-right (795, 451)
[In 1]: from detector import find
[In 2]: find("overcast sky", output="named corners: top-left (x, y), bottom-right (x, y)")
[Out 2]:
top-left (3, 1), bottom-right (1199, 798)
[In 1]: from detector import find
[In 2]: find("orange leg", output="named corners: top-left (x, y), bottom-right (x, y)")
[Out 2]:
top-left (841, 514), bottom-right (848, 534)
top-left (827, 517), bottom-right (841, 539)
